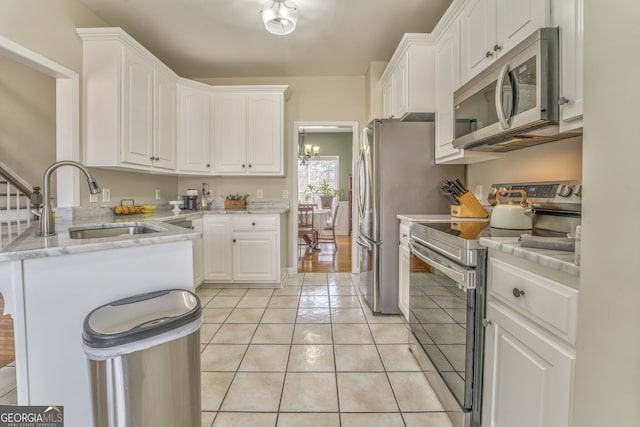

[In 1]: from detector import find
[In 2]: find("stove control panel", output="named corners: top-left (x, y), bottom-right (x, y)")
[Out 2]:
top-left (488, 180), bottom-right (582, 207)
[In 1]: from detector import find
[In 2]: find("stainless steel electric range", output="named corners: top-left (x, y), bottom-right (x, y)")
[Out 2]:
top-left (407, 181), bottom-right (582, 427)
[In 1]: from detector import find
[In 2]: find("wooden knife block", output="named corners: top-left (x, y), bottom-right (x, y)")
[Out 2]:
top-left (450, 192), bottom-right (489, 218)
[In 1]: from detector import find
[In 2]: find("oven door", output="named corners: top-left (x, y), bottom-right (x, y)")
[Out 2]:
top-left (408, 239), bottom-right (477, 412)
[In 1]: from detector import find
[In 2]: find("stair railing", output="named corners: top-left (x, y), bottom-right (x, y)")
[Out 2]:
top-left (0, 161), bottom-right (37, 249)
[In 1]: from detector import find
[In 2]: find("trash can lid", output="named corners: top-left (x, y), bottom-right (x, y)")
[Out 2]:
top-left (83, 289), bottom-right (201, 349)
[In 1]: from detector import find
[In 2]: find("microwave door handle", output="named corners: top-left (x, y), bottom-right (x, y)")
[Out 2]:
top-left (495, 63), bottom-right (511, 130)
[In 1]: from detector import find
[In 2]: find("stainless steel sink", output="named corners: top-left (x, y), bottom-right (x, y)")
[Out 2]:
top-left (68, 224), bottom-right (161, 239)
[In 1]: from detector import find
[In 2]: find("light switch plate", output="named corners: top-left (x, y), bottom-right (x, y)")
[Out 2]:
top-left (257, 189), bottom-right (263, 199)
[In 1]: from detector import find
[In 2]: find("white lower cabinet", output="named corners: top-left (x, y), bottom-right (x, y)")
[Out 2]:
top-left (203, 214), bottom-right (280, 284)
top-left (192, 218), bottom-right (204, 286)
top-left (482, 253), bottom-right (577, 427)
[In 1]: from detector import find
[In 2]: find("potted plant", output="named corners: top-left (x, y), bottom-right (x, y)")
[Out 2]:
top-left (317, 179), bottom-right (345, 209)
top-left (302, 184), bottom-right (318, 203)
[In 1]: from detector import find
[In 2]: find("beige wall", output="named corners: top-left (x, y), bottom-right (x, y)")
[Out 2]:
top-left (0, 55), bottom-right (56, 192)
top-left (572, 2), bottom-right (640, 426)
top-left (365, 61), bottom-right (388, 123)
top-left (466, 136), bottom-right (583, 198)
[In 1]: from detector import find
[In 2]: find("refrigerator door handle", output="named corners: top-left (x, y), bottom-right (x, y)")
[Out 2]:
top-left (357, 148), bottom-right (367, 220)
top-left (356, 234), bottom-right (373, 250)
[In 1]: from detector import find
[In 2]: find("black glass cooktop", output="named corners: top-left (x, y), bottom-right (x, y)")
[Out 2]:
top-left (417, 221), bottom-right (565, 241)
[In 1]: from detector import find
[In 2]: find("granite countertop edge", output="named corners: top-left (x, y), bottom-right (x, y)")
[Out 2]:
top-left (479, 237), bottom-right (580, 277)
top-left (0, 206), bottom-right (290, 262)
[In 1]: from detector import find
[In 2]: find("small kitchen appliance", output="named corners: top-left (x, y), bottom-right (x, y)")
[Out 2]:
top-left (489, 189), bottom-right (533, 229)
top-left (408, 180), bottom-right (581, 427)
top-left (183, 189), bottom-right (198, 210)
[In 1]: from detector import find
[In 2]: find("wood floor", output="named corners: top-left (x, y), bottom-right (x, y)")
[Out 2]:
top-left (297, 235), bottom-right (352, 273)
top-left (0, 294), bottom-right (14, 367)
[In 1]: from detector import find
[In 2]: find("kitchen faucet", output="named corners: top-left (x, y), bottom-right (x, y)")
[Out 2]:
top-left (39, 160), bottom-right (101, 236)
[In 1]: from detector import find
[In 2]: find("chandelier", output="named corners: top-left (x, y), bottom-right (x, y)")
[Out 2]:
top-left (260, 0), bottom-right (299, 36)
top-left (298, 132), bottom-right (319, 166)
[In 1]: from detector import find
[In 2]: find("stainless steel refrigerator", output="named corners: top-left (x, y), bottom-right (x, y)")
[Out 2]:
top-left (356, 119), bottom-right (464, 314)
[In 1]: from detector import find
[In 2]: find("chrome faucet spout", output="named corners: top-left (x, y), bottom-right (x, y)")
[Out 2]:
top-left (39, 160), bottom-right (101, 237)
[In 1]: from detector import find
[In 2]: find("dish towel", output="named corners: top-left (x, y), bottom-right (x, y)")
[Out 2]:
top-left (519, 234), bottom-right (576, 252)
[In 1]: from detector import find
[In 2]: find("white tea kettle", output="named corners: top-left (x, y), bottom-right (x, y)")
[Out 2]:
top-left (489, 189), bottom-right (533, 230)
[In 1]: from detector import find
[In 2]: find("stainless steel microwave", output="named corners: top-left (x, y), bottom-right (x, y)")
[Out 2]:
top-left (452, 27), bottom-right (579, 152)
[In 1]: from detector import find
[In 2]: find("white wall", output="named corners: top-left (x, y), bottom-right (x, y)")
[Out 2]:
top-left (572, 2), bottom-right (640, 426)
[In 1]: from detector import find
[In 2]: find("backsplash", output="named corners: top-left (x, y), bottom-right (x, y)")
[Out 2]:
top-left (466, 136), bottom-right (583, 201)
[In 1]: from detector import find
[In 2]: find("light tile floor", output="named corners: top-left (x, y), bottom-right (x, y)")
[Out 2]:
top-left (0, 273), bottom-right (454, 427)
top-left (197, 273), bottom-right (454, 427)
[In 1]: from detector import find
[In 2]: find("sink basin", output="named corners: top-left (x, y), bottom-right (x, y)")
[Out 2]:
top-left (68, 224), bottom-right (161, 239)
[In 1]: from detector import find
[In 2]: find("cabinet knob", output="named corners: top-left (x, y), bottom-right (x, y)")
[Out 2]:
top-left (248, 164), bottom-right (252, 168)
top-left (232, 239), bottom-right (236, 243)
top-left (493, 44), bottom-right (502, 52)
top-left (485, 51), bottom-right (494, 58)
top-left (558, 97), bottom-right (570, 105)
top-left (512, 288), bottom-right (525, 298)
top-left (150, 156), bottom-right (154, 160)
top-left (206, 164), bottom-right (210, 168)
top-left (242, 164), bottom-right (246, 168)
top-left (252, 222), bottom-right (256, 226)
top-left (482, 319), bottom-right (492, 327)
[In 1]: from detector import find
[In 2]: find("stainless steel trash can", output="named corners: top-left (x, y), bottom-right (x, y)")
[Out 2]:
top-left (82, 289), bottom-right (202, 427)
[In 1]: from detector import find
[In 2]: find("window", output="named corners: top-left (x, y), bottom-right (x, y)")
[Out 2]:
top-left (298, 156), bottom-right (339, 202)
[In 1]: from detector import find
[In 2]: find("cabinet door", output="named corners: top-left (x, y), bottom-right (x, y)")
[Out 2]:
top-left (203, 217), bottom-right (233, 281)
top-left (178, 85), bottom-right (212, 173)
top-left (153, 69), bottom-right (177, 171)
top-left (435, 21), bottom-right (462, 162)
top-left (556, 0), bottom-right (584, 129)
top-left (398, 244), bottom-right (410, 321)
top-left (192, 218), bottom-right (204, 286)
top-left (382, 79), bottom-right (393, 119)
top-left (232, 232), bottom-right (278, 282)
top-left (247, 93), bottom-right (283, 175)
top-left (212, 93), bottom-right (247, 174)
top-left (483, 301), bottom-right (575, 427)
top-left (460, 0), bottom-right (497, 84)
top-left (391, 56), bottom-right (408, 119)
top-left (121, 49), bottom-right (154, 166)
top-left (496, 0), bottom-right (549, 54)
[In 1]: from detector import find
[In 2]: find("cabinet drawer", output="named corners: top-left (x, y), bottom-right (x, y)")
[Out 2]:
top-left (231, 215), bottom-right (277, 231)
top-left (488, 257), bottom-right (578, 344)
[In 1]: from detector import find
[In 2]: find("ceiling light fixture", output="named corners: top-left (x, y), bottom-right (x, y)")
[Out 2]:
top-left (261, 0), bottom-right (299, 36)
top-left (299, 132), bottom-right (319, 166)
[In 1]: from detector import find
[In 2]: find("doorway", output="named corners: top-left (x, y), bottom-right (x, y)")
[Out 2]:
top-left (292, 121), bottom-right (359, 273)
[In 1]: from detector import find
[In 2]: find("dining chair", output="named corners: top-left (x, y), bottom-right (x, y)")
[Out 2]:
top-left (317, 204), bottom-right (339, 248)
top-left (298, 205), bottom-right (315, 247)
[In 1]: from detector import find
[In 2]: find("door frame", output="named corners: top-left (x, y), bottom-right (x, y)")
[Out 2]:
top-left (290, 121), bottom-right (360, 274)
top-left (0, 35), bottom-right (80, 207)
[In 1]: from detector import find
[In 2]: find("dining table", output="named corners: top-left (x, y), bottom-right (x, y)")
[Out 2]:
top-left (306, 208), bottom-right (330, 249)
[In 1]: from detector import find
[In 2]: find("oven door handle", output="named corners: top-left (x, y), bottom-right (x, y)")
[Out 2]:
top-left (409, 241), bottom-right (475, 290)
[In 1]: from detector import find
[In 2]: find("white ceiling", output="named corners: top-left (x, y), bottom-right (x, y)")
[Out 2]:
top-left (79, 0), bottom-right (452, 79)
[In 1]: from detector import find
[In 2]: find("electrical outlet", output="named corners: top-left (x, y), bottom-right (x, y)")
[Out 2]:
top-left (155, 189), bottom-right (161, 200)
top-left (475, 185), bottom-right (483, 201)
top-left (102, 188), bottom-right (111, 203)
top-left (89, 194), bottom-right (98, 203)
top-left (257, 189), bottom-right (263, 199)
top-left (282, 190), bottom-right (289, 199)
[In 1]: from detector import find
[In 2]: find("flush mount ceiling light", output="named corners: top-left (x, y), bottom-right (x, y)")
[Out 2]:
top-left (261, 0), bottom-right (299, 35)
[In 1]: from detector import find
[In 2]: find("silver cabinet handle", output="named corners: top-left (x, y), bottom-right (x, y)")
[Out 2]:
top-left (495, 63), bottom-right (511, 130)
top-left (482, 319), bottom-right (492, 327)
top-left (558, 97), bottom-right (570, 105)
top-left (512, 288), bottom-right (525, 298)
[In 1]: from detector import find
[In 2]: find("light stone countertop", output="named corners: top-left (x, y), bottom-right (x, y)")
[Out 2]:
top-left (0, 205), bottom-right (290, 262)
top-left (397, 213), bottom-right (489, 223)
top-left (479, 237), bottom-right (580, 277)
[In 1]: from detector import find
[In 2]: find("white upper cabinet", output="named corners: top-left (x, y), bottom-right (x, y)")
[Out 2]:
top-left (380, 34), bottom-right (435, 120)
top-left (177, 80), bottom-right (212, 174)
top-left (460, 0), bottom-right (550, 85)
top-left (78, 28), bottom-right (178, 172)
top-left (553, 0), bottom-right (584, 131)
top-left (212, 88), bottom-right (285, 176)
top-left (434, 13), bottom-right (504, 164)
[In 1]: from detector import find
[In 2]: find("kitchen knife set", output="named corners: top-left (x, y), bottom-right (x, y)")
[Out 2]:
top-left (442, 178), bottom-right (489, 218)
